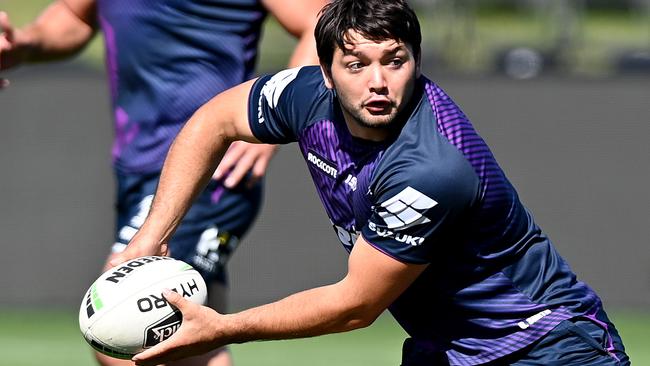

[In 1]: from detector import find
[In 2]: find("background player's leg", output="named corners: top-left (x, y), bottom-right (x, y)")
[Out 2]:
top-left (95, 352), bottom-right (135, 366)
top-left (167, 346), bottom-right (231, 366)
top-left (94, 346), bottom-right (230, 366)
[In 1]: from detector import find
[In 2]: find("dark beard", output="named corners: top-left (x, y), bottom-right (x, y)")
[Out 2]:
top-left (340, 102), bottom-right (397, 130)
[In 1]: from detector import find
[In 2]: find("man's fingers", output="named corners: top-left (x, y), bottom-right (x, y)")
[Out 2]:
top-left (0, 12), bottom-right (14, 41)
top-left (214, 142), bottom-right (277, 187)
top-left (132, 339), bottom-right (183, 366)
top-left (1, 12), bottom-right (16, 73)
top-left (252, 156), bottom-right (270, 179)
top-left (0, 78), bottom-right (9, 89)
top-left (213, 142), bottom-right (246, 180)
top-left (224, 152), bottom-right (255, 187)
top-left (108, 242), bottom-right (168, 267)
top-left (245, 158), bottom-right (270, 188)
top-left (132, 292), bottom-right (191, 365)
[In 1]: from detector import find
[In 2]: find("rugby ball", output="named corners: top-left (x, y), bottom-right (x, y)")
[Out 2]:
top-left (79, 256), bottom-right (208, 359)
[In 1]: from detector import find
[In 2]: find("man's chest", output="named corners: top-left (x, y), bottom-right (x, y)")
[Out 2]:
top-left (297, 130), bottom-right (383, 250)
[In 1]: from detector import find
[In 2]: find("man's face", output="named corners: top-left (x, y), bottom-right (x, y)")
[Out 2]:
top-left (322, 30), bottom-right (420, 141)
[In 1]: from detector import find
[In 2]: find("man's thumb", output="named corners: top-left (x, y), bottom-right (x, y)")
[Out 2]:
top-left (163, 289), bottom-right (186, 309)
top-left (109, 254), bottom-right (126, 268)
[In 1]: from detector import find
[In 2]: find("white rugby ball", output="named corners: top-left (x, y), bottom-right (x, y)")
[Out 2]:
top-left (79, 256), bottom-right (208, 359)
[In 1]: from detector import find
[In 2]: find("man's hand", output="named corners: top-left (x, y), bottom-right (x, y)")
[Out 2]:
top-left (0, 11), bottom-right (25, 88)
top-left (109, 236), bottom-right (169, 267)
top-left (1, 1), bottom-right (98, 90)
top-left (213, 141), bottom-right (277, 188)
top-left (132, 289), bottom-right (224, 366)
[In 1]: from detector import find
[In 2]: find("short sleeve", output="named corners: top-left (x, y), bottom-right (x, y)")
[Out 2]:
top-left (248, 66), bottom-right (331, 144)
top-left (361, 157), bottom-right (479, 264)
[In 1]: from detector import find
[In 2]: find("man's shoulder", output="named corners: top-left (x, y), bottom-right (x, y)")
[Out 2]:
top-left (248, 66), bottom-right (333, 143)
top-left (372, 113), bottom-right (480, 211)
top-left (254, 66), bottom-right (328, 107)
top-left (257, 65), bottom-right (324, 88)
top-left (374, 151), bottom-right (477, 197)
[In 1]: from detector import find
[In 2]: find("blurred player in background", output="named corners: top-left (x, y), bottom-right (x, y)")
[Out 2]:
top-left (113, 0), bottom-right (630, 365)
top-left (0, 0), bottom-right (327, 365)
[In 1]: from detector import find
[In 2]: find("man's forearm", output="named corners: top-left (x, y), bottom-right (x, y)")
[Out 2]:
top-left (111, 79), bottom-right (258, 266)
top-left (138, 105), bottom-right (232, 244)
top-left (18, 1), bottom-right (95, 63)
top-left (220, 281), bottom-right (377, 345)
top-left (287, 31), bottom-right (319, 68)
top-left (215, 237), bottom-right (426, 345)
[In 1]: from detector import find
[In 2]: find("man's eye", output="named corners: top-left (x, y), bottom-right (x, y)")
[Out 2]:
top-left (389, 59), bottom-right (404, 67)
top-left (348, 62), bottom-right (363, 70)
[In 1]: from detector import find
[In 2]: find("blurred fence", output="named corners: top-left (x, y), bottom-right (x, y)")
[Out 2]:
top-left (412, 0), bottom-right (650, 78)
top-left (2, 0), bottom-right (649, 78)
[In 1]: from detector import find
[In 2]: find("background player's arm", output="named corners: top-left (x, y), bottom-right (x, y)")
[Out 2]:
top-left (111, 79), bottom-right (262, 264)
top-left (0, 0), bottom-right (96, 81)
top-left (212, 0), bottom-right (328, 187)
top-left (132, 236), bottom-right (428, 365)
top-left (263, 0), bottom-right (328, 67)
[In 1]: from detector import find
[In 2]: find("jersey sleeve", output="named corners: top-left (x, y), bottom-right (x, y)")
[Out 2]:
top-left (247, 66), bottom-right (330, 144)
top-left (361, 158), bottom-right (480, 264)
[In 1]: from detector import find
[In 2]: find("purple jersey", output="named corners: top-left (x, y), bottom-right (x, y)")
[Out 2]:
top-left (247, 66), bottom-right (604, 365)
top-left (97, 0), bottom-right (267, 174)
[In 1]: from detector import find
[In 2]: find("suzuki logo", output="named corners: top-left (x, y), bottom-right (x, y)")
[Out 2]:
top-left (377, 186), bottom-right (437, 230)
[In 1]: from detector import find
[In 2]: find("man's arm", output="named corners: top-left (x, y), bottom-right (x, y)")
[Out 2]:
top-left (132, 236), bottom-right (428, 365)
top-left (0, 0), bottom-right (96, 81)
top-left (263, 0), bottom-right (328, 67)
top-left (111, 79), bottom-right (261, 264)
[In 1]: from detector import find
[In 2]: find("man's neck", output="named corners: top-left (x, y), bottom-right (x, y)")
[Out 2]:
top-left (341, 113), bottom-right (393, 142)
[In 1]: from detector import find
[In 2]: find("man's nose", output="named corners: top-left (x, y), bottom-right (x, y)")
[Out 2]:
top-left (368, 65), bottom-right (387, 93)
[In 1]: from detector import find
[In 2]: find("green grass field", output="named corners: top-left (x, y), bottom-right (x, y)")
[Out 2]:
top-left (0, 309), bottom-right (648, 365)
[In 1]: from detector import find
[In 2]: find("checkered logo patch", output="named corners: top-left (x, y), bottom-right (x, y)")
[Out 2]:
top-left (377, 186), bottom-right (438, 230)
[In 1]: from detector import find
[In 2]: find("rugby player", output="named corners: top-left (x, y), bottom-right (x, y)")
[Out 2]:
top-left (113, 0), bottom-right (630, 365)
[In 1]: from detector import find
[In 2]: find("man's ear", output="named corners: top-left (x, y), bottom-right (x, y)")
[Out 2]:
top-left (319, 64), bottom-right (334, 89)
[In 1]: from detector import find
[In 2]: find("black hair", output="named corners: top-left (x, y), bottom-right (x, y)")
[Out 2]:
top-left (315, 0), bottom-right (422, 72)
